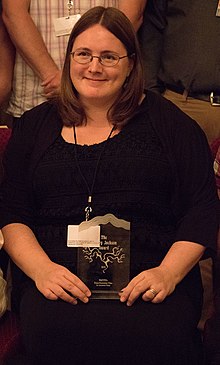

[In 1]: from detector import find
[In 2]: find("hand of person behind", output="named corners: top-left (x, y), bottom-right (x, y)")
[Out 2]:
top-left (119, 266), bottom-right (176, 306)
top-left (34, 261), bottom-right (91, 304)
top-left (41, 69), bottom-right (62, 99)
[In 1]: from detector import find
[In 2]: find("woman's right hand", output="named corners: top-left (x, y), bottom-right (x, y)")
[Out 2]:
top-left (34, 261), bottom-right (91, 304)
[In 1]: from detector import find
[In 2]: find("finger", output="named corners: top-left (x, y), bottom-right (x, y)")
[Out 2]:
top-left (63, 282), bottom-right (90, 303)
top-left (151, 291), bottom-right (167, 304)
top-left (64, 274), bottom-right (91, 297)
top-left (119, 276), bottom-right (145, 303)
top-left (50, 284), bottom-right (78, 304)
top-left (142, 288), bottom-right (158, 302)
top-left (44, 91), bottom-right (60, 99)
top-left (42, 286), bottom-right (77, 304)
top-left (126, 281), bottom-right (150, 306)
top-left (43, 288), bottom-right (59, 301)
top-left (63, 275), bottom-right (91, 303)
top-left (41, 75), bottom-right (57, 86)
top-left (121, 279), bottom-right (148, 306)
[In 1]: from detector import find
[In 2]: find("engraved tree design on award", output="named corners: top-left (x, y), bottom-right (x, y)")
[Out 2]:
top-left (82, 247), bottom-right (125, 273)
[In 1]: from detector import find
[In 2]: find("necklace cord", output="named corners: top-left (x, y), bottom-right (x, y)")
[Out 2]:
top-left (73, 125), bottom-right (115, 220)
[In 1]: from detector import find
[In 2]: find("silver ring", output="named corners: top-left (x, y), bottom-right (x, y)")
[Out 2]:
top-left (148, 288), bottom-right (158, 297)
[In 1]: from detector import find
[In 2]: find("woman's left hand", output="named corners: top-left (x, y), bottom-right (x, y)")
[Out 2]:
top-left (119, 266), bottom-right (176, 306)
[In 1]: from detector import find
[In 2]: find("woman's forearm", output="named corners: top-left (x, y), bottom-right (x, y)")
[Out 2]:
top-left (2, 223), bottom-right (91, 303)
top-left (2, 223), bottom-right (52, 281)
top-left (120, 241), bottom-right (206, 306)
top-left (160, 241), bottom-right (206, 285)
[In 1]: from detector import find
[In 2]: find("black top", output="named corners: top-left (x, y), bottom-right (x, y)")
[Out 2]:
top-left (0, 92), bottom-right (218, 268)
top-left (1, 91), bottom-right (217, 365)
top-left (139, 0), bottom-right (220, 92)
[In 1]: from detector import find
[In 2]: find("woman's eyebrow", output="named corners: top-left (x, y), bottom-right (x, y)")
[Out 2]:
top-left (73, 47), bottom-right (117, 54)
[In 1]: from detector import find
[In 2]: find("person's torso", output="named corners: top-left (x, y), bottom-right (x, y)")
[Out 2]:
top-left (160, 0), bottom-right (220, 91)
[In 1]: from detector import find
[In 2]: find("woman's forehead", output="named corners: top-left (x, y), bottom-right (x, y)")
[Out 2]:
top-left (72, 24), bottom-right (126, 52)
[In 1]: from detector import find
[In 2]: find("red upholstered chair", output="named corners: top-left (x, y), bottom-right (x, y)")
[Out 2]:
top-left (0, 126), bottom-right (23, 364)
top-left (0, 311), bottom-right (22, 364)
top-left (0, 125), bottom-right (12, 155)
top-left (0, 126), bottom-right (12, 183)
top-left (0, 126), bottom-right (12, 275)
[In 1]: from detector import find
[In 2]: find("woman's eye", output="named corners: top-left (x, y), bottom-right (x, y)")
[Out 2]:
top-left (102, 54), bottom-right (117, 61)
top-left (77, 51), bottom-right (91, 57)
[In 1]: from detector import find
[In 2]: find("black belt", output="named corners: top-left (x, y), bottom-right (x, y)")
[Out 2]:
top-left (166, 84), bottom-right (220, 106)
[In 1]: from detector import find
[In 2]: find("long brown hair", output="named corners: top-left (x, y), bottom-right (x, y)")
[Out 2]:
top-left (59, 6), bottom-right (144, 127)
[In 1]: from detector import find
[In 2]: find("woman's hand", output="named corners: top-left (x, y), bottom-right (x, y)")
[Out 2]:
top-left (34, 261), bottom-right (91, 305)
top-left (119, 265), bottom-right (176, 306)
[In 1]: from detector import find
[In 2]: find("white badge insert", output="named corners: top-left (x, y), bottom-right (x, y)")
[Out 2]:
top-left (67, 223), bottom-right (100, 247)
top-left (53, 14), bottom-right (81, 37)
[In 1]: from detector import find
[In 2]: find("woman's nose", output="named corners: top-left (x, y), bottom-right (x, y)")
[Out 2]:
top-left (88, 56), bottom-right (103, 72)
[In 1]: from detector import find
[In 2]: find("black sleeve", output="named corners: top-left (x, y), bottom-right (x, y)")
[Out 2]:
top-left (148, 92), bottom-right (219, 253)
top-left (169, 102), bottom-right (218, 252)
top-left (0, 114), bottom-right (36, 229)
top-left (138, 0), bottom-right (167, 91)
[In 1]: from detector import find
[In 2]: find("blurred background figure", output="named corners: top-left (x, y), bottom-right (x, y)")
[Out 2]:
top-left (139, 0), bottom-right (220, 144)
top-left (119, 0), bottom-right (147, 31)
top-left (0, 0), bottom-right (14, 122)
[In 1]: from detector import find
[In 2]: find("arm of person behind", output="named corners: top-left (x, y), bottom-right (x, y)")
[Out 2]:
top-left (0, 11), bottom-right (15, 106)
top-left (118, 0), bottom-right (147, 31)
top-left (2, 0), bottom-right (61, 98)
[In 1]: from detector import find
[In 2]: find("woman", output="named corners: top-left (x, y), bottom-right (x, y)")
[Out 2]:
top-left (0, 7), bottom-right (218, 365)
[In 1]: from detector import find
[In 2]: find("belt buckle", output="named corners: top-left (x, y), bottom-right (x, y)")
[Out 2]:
top-left (210, 92), bottom-right (220, 106)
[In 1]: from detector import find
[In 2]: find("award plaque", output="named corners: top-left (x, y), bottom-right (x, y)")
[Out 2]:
top-left (77, 214), bottom-right (130, 299)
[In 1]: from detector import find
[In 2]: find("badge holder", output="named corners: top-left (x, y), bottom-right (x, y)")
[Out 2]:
top-left (53, 1), bottom-right (81, 36)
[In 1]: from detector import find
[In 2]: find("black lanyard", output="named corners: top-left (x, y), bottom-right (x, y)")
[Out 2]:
top-left (73, 125), bottom-right (115, 221)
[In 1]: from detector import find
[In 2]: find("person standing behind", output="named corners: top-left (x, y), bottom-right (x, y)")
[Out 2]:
top-left (119, 0), bottom-right (147, 31)
top-left (2, 0), bottom-right (146, 120)
top-left (0, 0), bottom-right (14, 109)
top-left (139, 0), bottom-right (220, 144)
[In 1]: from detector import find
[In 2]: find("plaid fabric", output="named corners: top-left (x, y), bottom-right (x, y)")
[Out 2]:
top-left (7, 0), bottom-right (119, 117)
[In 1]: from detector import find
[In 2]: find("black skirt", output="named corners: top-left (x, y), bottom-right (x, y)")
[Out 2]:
top-left (19, 281), bottom-right (203, 365)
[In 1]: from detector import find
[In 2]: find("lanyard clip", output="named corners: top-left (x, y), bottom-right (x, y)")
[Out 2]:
top-left (85, 196), bottom-right (92, 221)
top-left (85, 206), bottom-right (92, 221)
top-left (67, 0), bottom-right (73, 18)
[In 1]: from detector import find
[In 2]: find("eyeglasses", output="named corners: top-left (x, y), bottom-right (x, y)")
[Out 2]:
top-left (70, 50), bottom-right (132, 67)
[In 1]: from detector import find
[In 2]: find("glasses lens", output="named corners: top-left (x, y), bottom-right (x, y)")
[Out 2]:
top-left (101, 53), bottom-right (119, 66)
top-left (73, 51), bottom-right (91, 64)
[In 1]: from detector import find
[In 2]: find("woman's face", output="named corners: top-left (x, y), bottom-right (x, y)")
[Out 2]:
top-left (70, 24), bottom-right (133, 107)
